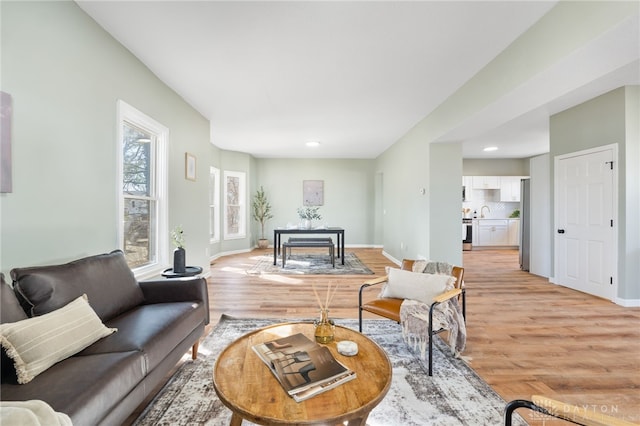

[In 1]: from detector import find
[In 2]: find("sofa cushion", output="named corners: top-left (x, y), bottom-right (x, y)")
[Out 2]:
top-left (11, 250), bottom-right (144, 321)
top-left (1, 274), bottom-right (28, 383)
top-left (1, 350), bottom-right (145, 426)
top-left (0, 295), bottom-right (116, 384)
top-left (80, 301), bottom-right (205, 373)
top-left (1, 274), bottom-right (27, 323)
top-left (380, 267), bottom-right (455, 305)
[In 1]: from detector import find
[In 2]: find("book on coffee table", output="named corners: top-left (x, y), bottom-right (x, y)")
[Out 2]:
top-left (252, 332), bottom-right (356, 402)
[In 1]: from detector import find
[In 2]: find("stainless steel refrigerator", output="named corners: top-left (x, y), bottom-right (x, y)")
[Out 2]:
top-left (519, 178), bottom-right (530, 271)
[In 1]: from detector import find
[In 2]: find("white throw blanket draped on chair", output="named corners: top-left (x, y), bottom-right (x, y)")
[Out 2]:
top-left (399, 261), bottom-right (466, 359)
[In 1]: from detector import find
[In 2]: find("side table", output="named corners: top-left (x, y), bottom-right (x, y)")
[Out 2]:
top-left (161, 266), bottom-right (203, 278)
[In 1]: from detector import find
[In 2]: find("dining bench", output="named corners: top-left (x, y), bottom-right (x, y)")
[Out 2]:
top-left (282, 238), bottom-right (335, 268)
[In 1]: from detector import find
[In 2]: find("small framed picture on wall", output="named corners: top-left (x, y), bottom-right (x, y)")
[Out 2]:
top-left (185, 153), bottom-right (196, 181)
top-left (303, 180), bottom-right (324, 206)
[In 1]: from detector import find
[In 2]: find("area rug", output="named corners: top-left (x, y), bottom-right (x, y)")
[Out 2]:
top-left (247, 252), bottom-right (374, 275)
top-left (134, 316), bottom-right (526, 426)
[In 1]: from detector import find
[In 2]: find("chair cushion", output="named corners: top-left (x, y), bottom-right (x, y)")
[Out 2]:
top-left (361, 298), bottom-right (403, 322)
top-left (0, 295), bottom-right (116, 384)
top-left (11, 250), bottom-right (144, 321)
top-left (380, 267), bottom-right (455, 305)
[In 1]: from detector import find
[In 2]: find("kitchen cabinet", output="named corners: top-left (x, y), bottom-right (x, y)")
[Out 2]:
top-left (500, 177), bottom-right (522, 202)
top-left (476, 219), bottom-right (509, 246)
top-left (472, 176), bottom-right (500, 189)
top-left (474, 219), bottom-right (520, 247)
top-left (508, 219), bottom-right (520, 246)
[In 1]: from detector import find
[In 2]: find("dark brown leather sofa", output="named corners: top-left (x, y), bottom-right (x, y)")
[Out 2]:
top-left (1, 250), bottom-right (209, 426)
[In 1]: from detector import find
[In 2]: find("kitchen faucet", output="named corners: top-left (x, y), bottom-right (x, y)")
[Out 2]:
top-left (481, 205), bottom-right (490, 218)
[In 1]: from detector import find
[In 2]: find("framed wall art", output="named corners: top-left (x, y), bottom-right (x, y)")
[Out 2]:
top-left (185, 152), bottom-right (196, 181)
top-left (303, 180), bottom-right (324, 206)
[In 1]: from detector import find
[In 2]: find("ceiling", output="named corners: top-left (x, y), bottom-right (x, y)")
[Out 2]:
top-left (76, 1), bottom-right (639, 159)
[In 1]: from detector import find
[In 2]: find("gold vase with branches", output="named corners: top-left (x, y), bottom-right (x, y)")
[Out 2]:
top-left (311, 283), bottom-right (338, 343)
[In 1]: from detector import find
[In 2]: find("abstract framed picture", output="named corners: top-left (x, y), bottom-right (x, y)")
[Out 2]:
top-left (303, 180), bottom-right (324, 206)
top-left (185, 152), bottom-right (196, 181)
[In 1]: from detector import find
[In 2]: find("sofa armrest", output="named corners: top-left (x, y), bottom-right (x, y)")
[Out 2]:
top-left (139, 277), bottom-right (209, 325)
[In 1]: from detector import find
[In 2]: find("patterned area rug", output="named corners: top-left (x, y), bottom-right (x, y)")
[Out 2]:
top-left (247, 252), bottom-right (374, 275)
top-left (134, 316), bottom-right (526, 426)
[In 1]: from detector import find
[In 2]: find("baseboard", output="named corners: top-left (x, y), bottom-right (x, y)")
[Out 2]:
top-left (614, 297), bottom-right (640, 307)
top-left (209, 248), bottom-right (252, 263)
top-left (549, 276), bottom-right (639, 307)
top-left (381, 250), bottom-right (402, 266)
top-left (212, 245), bottom-right (383, 264)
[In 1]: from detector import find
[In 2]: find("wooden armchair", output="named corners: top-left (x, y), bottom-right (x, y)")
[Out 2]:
top-left (358, 259), bottom-right (465, 375)
top-left (504, 395), bottom-right (638, 426)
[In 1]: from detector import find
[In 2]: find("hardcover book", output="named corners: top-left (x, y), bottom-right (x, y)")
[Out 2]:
top-left (252, 332), bottom-right (356, 402)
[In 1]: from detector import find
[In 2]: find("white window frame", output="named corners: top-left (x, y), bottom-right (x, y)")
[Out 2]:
top-left (223, 170), bottom-right (246, 240)
top-left (117, 100), bottom-right (169, 278)
top-left (209, 166), bottom-right (220, 243)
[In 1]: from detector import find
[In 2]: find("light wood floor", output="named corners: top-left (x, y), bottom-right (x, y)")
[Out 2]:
top-left (128, 247), bottom-right (640, 425)
top-left (207, 247), bottom-right (640, 425)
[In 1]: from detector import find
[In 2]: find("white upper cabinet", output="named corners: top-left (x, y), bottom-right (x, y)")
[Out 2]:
top-left (500, 177), bottom-right (522, 202)
top-left (472, 176), bottom-right (500, 189)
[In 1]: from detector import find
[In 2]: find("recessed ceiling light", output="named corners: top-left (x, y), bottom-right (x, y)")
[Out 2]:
top-left (483, 146), bottom-right (498, 152)
top-left (306, 141), bottom-right (321, 147)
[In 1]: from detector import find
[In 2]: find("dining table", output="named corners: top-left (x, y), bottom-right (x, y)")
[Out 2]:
top-left (273, 227), bottom-right (345, 265)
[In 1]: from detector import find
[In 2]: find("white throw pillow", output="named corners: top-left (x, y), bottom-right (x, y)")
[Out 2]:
top-left (0, 295), bottom-right (116, 384)
top-left (380, 267), bottom-right (455, 304)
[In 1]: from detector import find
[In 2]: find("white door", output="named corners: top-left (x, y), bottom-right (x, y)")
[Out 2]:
top-left (554, 146), bottom-right (616, 300)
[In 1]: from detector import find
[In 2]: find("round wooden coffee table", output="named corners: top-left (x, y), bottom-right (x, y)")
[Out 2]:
top-left (213, 322), bottom-right (392, 426)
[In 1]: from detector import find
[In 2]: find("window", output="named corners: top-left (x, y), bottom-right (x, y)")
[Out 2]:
top-left (117, 101), bottom-right (168, 276)
top-left (223, 170), bottom-right (246, 240)
top-left (209, 166), bottom-right (220, 243)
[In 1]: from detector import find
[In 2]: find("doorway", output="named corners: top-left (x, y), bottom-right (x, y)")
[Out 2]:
top-left (554, 144), bottom-right (617, 301)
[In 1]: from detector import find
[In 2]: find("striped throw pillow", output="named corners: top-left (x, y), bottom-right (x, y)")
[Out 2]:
top-left (0, 295), bottom-right (116, 384)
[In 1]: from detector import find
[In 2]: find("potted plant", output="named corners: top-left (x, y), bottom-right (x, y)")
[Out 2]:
top-left (252, 186), bottom-right (274, 249)
top-left (297, 206), bottom-right (322, 229)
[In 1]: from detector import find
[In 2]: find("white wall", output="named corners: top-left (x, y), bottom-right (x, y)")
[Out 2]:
top-left (430, 143), bottom-right (463, 266)
top-left (550, 87), bottom-right (639, 302)
top-left (463, 159), bottom-right (529, 176)
top-left (623, 86), bottom-right (640, 302)
top-left (253, 159), bottom-right (376, 247)
top-left (375, 134), bottom-right (431, 262)
top-left (529, 154), bottom-right (551, 277)
top-left (1, 2), bottom-right (213, 274)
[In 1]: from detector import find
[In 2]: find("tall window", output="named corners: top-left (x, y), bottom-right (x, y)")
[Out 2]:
top-left (209, 166), bottom-right (220, 243)
top-left (117, 101), bottom-right (168, 275)
top-left (223, 170), bottom-right (246, 240)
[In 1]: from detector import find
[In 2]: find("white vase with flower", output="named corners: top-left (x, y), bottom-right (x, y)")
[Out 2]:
top-left (297, 206), bottom-right (322, 230)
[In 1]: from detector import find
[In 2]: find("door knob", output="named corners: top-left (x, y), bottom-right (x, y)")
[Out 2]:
top-left (557, 229), bottom-right (565, 234)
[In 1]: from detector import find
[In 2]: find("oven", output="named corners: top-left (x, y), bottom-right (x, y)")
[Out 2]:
top-left (462, 218), bottom-right (473, 251)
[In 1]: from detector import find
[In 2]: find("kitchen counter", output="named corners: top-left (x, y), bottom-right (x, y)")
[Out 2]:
top-left (472, 218), bottom-right (520, 247)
